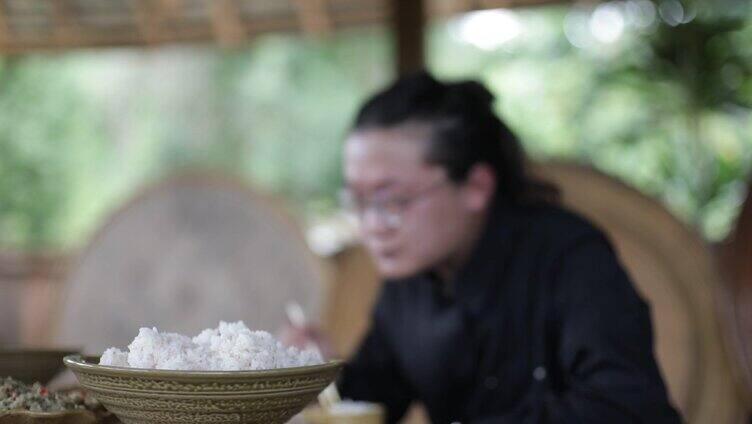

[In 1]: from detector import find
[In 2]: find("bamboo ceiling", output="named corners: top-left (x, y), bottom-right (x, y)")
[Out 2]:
top-left (0, 0), bottom-right (572, 53)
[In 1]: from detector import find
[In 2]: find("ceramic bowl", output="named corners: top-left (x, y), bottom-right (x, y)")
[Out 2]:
top-left (0, 410), bottom-right (98, 424)
top-left (64, 355), bottom-right (342, 424)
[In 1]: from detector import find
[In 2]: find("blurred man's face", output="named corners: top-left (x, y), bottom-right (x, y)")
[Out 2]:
top-left (343, 125), bottom-right (488, 279)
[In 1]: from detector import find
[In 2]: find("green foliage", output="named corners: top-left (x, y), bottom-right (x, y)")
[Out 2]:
top-left (428, 4), bottom-right (752, 239)
top-left (0, 4), bottom-right (750, 249)
top-left (0, 28), bottom-right (392, 249)
top-left (0, 56), bottom-right (105, 249)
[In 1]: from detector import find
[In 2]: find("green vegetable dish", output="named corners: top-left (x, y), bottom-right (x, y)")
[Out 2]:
top-left (0, 377), bottom-right (97, 412)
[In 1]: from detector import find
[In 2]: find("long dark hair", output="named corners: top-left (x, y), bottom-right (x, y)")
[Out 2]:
top-left (352, 71), bottom-right (557, 205)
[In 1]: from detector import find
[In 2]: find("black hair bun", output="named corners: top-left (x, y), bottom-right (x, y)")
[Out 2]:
top-left (444, 80), bottom-right (495, 114)
top-left (355, 71), bottom-right (496, 126)
top-left (351, 70), bottom-right (557, 204)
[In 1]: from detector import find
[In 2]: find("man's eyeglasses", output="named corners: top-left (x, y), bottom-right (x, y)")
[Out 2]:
top-left (340, 180), bottom-right (449, 229)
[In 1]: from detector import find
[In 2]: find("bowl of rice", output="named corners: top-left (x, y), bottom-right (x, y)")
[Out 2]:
top-left (64, 321), bottom-right (342, 424)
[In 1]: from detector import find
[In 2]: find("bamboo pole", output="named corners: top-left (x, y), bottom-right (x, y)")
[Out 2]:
top-left (294, 0), bottom-right (332, 37)
top-left (391, 0), bottom-right (425, 76)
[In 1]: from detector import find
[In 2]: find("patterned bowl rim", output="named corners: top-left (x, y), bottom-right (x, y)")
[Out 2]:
top-left (63, 355), bottom-right (343, 379)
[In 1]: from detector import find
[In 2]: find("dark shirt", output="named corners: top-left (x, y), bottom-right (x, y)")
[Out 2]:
top-left (338, 202), bottom-right (682, 423)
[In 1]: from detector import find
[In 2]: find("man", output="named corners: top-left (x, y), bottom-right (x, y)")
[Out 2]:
top-left (323, 72), bottom-right (681, 423)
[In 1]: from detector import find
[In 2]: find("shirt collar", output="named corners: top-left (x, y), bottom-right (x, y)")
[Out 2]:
top-left (429, 202), bottom-right (521, 315)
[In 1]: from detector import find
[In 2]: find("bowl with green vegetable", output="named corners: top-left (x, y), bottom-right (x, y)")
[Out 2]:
top-left (0, 377), bottom-right (113, 424)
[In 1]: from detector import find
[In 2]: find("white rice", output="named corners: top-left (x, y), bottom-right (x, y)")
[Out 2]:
top-left (99, 321), bottom-right (323, 371)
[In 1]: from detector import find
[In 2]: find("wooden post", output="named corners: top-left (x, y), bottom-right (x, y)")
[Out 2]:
top-left (134, 0), bottom-right (160, 44)
top-left (133, 0), bottom-right (178, 45)
top-left (53, 0), bottom-right (81, 47)
top-left (0, 251), bottom-right (68, 345)
top-left (719, 179), bottom-right (752, 404)
top-left (211, 0), bottom-right (246, 47)
top-left (294, 0), bottom-right (332, 37)
top-left (0, 2), bottom-right (7, 47)
top-left (390, 0), bottom-right (425, 76)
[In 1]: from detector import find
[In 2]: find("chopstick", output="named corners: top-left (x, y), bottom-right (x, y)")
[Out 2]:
top-left (285, 302), bottom-right (342, 408)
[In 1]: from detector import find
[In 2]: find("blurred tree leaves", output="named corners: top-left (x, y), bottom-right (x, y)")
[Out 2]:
top-left (0, 28), bottom-right (392, 250)
top-left (586, 2), bottom-right (752, 234)
top-left (0, 3), bottom-right (751, 249)
top-left (0, 56), bottom-right (104, 249)
top-left (429, 3), bottom-right (752, 239)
